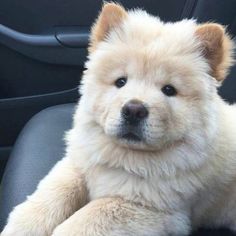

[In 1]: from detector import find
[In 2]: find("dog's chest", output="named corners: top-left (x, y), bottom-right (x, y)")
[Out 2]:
top-left (85, 165), bottom-right (190, 210)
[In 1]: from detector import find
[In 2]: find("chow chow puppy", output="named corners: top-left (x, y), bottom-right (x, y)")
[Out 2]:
top-left (2, 3), bottom-right (236, 236)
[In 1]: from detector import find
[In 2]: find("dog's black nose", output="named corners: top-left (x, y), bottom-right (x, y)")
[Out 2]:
top-left (122, 100), bottom-right (148, 124)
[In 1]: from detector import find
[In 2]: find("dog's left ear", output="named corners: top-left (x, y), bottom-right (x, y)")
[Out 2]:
top-left (196, 23), bottom-right (234, 81)
top-left (89, 2), bottom-right (127, 53)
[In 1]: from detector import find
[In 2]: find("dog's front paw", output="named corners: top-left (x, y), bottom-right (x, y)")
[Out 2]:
top-left (1, 201), bottom-right (51, 236)
top-left (1, 225), bottom-right (26, 236)
top-left (52, 216), bottom-right (91, 236)
top-left (1, 211), bottom-right (34, 236)
top-left (1, 218), bottom-right (37, 236)
top-left (1, 216), bottom-right (43, 236)
top-left (52, 222), bottom-right (87, 236)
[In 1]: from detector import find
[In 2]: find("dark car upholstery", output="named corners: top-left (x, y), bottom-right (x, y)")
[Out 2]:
top-left (0, 104), bottom-right (75, 229)
top-left (0, 0), bottom-right (236, 234)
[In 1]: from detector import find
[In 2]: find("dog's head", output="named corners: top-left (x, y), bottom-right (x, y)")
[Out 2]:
top-left (80, 3), bottom-right (234, 151)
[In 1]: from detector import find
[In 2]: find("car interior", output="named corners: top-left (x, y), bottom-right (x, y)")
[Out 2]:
top-left (0, 0), bottom-right (236, 235)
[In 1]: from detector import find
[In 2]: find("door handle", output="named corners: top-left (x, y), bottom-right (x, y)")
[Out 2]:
top-left (55, 26), bottom-right (89, 48)
top-left (0, 24), bottom-right (89, 65)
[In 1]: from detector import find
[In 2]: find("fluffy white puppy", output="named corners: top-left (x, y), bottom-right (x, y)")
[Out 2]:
top-left (2, 3), bottom-right (236, 236)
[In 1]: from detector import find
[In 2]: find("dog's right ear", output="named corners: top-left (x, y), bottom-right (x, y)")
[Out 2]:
top-left (89, 2), bottom-right (127, 53)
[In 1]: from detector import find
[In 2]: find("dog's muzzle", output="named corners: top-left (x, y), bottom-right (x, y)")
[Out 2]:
top-left (118, 99), bottom-right (148, 142)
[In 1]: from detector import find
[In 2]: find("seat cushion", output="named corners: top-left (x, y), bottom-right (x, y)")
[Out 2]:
top-left (0, 103), bottom-right (75, 229)
top-left (1, 93), bottom-right (236, 235)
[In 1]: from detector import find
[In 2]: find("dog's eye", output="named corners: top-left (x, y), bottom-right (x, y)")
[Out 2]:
top-left (161, 85), bottom-right (177, 96)
top-left (115, 77), bottom-right (127, 88)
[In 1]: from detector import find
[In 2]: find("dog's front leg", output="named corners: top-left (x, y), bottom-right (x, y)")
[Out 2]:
top-left (1, 157), bottom-right (87, 236)
top-left (52, 197), bottom-right (190, 236)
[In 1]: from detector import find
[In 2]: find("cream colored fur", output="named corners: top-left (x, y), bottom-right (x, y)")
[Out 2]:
top-left (2, 3), bottom-right (236, 236)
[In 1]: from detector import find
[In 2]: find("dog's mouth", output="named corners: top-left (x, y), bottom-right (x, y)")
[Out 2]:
top-left (117, 125), bottom-right (144, 143)
top-left (120, 132), bottom-right (142, 142)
